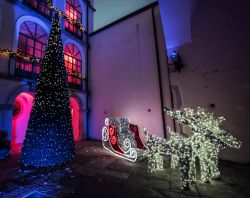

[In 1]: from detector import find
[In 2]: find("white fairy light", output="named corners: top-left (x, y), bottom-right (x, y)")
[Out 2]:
top-left (102, 118), bottom-right (147, 162)
top-left (164, 107), bottom-right (241, 183)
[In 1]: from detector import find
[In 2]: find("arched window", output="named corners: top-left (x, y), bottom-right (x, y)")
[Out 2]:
top-left (23, 0), bottom-right (52, 17)
top-left (64, 43), bottom-right (82, 88)
top-left (16, 21), bottom-right (48, 78)
top-left (65, 0), bottom-right (82, 38)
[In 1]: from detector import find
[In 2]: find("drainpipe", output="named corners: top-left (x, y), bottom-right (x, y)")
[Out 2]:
top-left (85, 2), bottom-right (90, 139)
top-left (166, 56), bottom-right (177, 132)
top-left (151, 8), bottom-right (167, 138)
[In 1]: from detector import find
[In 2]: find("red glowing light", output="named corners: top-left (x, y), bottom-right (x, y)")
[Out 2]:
top-left (11, 93), bottom-right (82, 154)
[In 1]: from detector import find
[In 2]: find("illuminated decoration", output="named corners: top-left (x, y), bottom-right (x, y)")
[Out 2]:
top-left (0, 49), bottom-right (40, 63)
top-left (144, 129), bottom-right (191, 190)
top-left (164, 107), bottom-right (242, 183)
top-left (20, 13), bottom-right (75, 167)
top-left (0, 50), bottom-right (85, 80)
top-left (144, 107), bottom-right (241, 189)
top-left (102, 118), bottom-right (147, 162)
top-left (44, 0), bottom-right (85, 33)
top-left (143, 130), bottom-right (165, 172)
top-left (0, 1), bottom-right (85, 80)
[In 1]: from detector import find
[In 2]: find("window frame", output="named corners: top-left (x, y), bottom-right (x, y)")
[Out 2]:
top-left (15, 21), bottom-right (48, 79)
top-left (64, 43), bottom-right (83, 89)
top-left (23, 0), bottom-right (52, 19)
top-left (65, 0), bottom-right (83, 39)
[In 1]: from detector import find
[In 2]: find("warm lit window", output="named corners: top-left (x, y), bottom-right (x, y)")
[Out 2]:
top-left (16, 21), bottom-right (48, 77)
top-left (65, 0), bottom-right (82, 38)
top-left (23, 0), bottom-right (52, 17)
top-left (64, 43), bottom-right (82, 87)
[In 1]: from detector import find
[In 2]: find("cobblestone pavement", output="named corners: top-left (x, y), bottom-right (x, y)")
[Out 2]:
top-left (0, 141), bottom-right (250, 198)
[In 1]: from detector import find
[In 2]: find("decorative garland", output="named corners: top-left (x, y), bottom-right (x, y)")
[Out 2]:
top-left (0, 49), bottom-right (85, 80)
top-left (0, 49), bottom-right (40, 63)
top-left (0, 1), bottom-right (86, 79)
top-left (44, 0), bottom-right (85, 32)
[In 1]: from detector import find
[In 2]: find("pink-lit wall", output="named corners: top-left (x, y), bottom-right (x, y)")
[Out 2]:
top-left (170, 0), bottom-right (250, 163)
top-left (12, 93), bottom-right (34, 145)
top-left (70, 97), bottom-right (82, 141)
top-left (0, 0), bottom-right (91, 143)
top-left (11, 93), bottom-right (82, 153)
top-left (89, 5), bottom-right (173, 140)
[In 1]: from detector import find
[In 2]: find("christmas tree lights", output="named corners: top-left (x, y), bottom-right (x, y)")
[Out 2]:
top-left (0, 49), bottom-right (40, 62)
top-left (20, 13), bottom-right (75, 167)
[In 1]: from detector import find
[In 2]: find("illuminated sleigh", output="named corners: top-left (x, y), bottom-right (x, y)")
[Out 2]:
top-left (102, 118), bottom-right (147, 162)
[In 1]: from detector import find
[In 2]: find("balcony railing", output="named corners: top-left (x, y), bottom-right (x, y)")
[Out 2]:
top-left (15, 59), bottom-right (40, 79)
top-left (9, 57), bottom-right (83, 90)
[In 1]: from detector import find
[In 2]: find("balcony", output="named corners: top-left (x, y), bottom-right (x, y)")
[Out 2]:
top-left (9, 57), bottom-right (83, 91)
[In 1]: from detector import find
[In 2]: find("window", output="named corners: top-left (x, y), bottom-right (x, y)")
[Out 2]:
top-left (16, 21), bottom-right (48, 78)
top-left (65, 0), bottom-right (82, 38)
top-left (23, 0), bottom-right (52, 18)
top-left (64, 43), bottom-right (82, 88)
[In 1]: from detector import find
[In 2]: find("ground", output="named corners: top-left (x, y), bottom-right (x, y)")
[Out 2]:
top-left (0, 141), bottom-right (250, 198)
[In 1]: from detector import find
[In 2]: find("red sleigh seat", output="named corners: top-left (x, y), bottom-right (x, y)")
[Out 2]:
top-left (102, 118), bottom-right (147, 162)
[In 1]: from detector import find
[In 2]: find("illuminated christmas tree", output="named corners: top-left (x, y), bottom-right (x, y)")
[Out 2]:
top-left (20, 13), bottom-right (75, 167)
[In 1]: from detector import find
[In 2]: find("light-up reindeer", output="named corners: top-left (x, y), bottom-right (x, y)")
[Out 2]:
top-left (164, 107), bottom-right (241, 183)
top-left (144, 129), bottom-right (192, 190)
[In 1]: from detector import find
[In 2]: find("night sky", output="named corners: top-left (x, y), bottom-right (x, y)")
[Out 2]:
top-left (93, 0), bottom-right (156, 30)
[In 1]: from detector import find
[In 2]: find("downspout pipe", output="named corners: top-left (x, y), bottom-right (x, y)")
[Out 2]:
top-left (151, 7), bottom-right (167, 138)
top-left (85, 2), bottom-right (90, 139)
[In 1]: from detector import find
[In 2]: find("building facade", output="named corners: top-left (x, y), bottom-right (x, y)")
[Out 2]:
top-left (89, 0), bottom-right (250, 164)
top-left (0, 0), bottom-right (94, 153)
top-left (89, 3), bottom-right (174, 143)
top-left (0, 0), bottom-right (249, 164)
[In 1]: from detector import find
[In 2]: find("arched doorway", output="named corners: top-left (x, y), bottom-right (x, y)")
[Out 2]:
top-left (70, 97), bottom-right (82, 141)
top-left (11, 92), bottom-right (34, 154)
top-left (10, 93), bottom-right (82, 154)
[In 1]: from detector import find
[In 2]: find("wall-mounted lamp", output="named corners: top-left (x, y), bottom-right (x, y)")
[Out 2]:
top-left (171, 50), bottom-right (184, 73)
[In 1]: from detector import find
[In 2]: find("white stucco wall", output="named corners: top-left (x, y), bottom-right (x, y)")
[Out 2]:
top-left (89, 6), bottom-right (171, 140)
top-left (170, 0), bottom-right (250, 163)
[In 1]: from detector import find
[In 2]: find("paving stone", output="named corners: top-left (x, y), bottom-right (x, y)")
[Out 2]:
top-left (22, 190), bottom-right (54, 198)
top-left (0, 141), bottom-right (250, 198)
top-left (74, 164), bottom-right (100, 176)
top-left (100, 169), bottom-right (130, 179)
